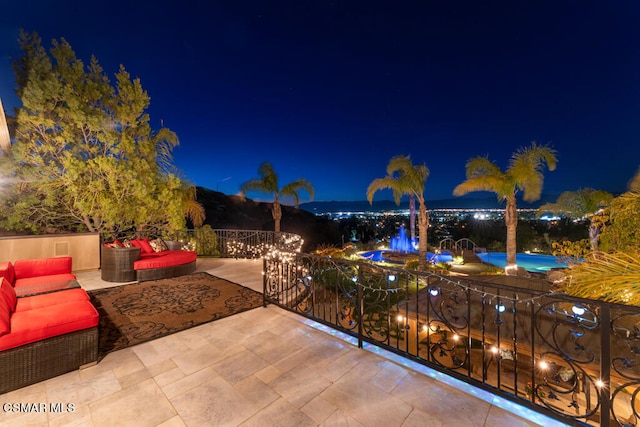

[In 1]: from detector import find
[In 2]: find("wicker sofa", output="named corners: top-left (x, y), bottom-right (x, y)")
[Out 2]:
top-left (0, 259), bottom-right (99, 394)
top-left (0, 256), bottom-right (78, 297)
top-left (101, 238), bottom-right (197, 282)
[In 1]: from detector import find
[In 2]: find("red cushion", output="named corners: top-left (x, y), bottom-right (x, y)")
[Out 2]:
top-left (0, 296), bottom-right (10, 337)
top-left (15, 288), bottom-right (90, 312)
top-left (0, 278), bottom-right (17, 312)
top-left (130, 239), bottom-right (142, 249)
top-left (0, 301), bottom-right (99, 351)
top-left (134, 250), bottom-right (197, 270)
top-left (0, 262), bottom-right (15, 286)
top-left (138, 238), bottom-right (154, 254)
top-left (139, 252), bottom-right (166, 259)
top-left (14, 273), bottom-right (77, 289)
top-left (13, 257), bottom-right (73, 279)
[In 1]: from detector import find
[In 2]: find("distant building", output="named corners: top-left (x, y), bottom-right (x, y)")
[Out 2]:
top-left (0, 98), bottom-right (10, 153)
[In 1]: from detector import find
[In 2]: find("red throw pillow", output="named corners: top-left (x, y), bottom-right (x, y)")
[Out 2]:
top-left (0, 278), bottom-right (16, 312)
top-left (113, 239), bottom-right (124, 248)
top-left (130, 239), bottom-right (142, 249)
top-left (0, 294), bottom-right (10, 337)
top-left (138, 238), bottom-right (155, 254)
top-left (0, 262), bottom-right (15, 285)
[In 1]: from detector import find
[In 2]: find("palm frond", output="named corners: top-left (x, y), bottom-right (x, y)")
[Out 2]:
top-left (257, 162), bottom-right (278, 192)
top-left (281, 179), bottom-right (314, 207)
top-left (559, 251), bottom-right (640, 305)
top-left (386, 155), bottom-right (413, 176)
top-left (453, 175), bottom-right (510, 200)
top-left (239, 178), bottom-right (269, 197)
top-left (153, 127), bottom-right (179, 174)
top-left (367, 177), bottom-right (400, 204)
top-left (628, 166), bottom-right (640, 192)
top-left (465, 156), bottom-right (502, 179)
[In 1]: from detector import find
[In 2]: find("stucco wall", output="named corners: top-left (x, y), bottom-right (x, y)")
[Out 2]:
top-left (0, 233), bottom-right (101, 271)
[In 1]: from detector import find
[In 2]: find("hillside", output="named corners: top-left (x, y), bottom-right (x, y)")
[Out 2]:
top-left (195, 187), bottom-right (341, 251)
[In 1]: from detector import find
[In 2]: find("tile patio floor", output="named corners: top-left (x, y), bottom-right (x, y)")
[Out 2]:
top-left (0, 258), bottom-right (570, 427)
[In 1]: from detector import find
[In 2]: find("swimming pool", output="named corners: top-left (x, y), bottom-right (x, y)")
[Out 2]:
top-left (359, 250), bottom-right (454, 264)
top-left (476, 252), bottom-right (569, 272)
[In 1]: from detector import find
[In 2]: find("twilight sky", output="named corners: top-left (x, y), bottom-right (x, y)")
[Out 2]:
top-left (1, 1), bottom-right (640, 203)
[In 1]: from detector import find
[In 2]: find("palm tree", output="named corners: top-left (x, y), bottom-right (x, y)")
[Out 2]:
top-left (367, 155), bottom-right (430, 270)
top-left (239, 162), bottom-right (314, 234)
top-left (453, 142), bottom-right (557, 271)
top-left (537, 188), bottom-right (612, 251)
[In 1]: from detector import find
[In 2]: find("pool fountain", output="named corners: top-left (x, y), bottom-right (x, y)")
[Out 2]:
top-left (359, 225), bottom-right (453, 264)
top-left (389, 225), bottom-right (417, 252)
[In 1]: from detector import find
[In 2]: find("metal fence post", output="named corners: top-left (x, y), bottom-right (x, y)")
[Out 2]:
top-left (357, 264), bottom-right (363, 349)
top-left (600, 304), bottom-right (611, 427)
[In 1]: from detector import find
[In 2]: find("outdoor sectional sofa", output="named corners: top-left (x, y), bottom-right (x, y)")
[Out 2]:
top-left (101, 238), bottom-right (197, 282)
top-left (0, 256), bottom-right (78, 297)
top-left (0, 257), bottom-right (99, 394)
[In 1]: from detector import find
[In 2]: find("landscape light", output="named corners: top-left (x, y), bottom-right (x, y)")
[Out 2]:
top-left (429, 287), bottom-right (440, 297)
top-left (571, 305), bottom-right (586, 316)
top-left (504, 264), bottom-right (518, 274)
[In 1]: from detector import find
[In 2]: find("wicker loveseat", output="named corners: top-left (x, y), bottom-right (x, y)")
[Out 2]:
top-left (0, 259), bottom-right (99, 394)
top-left (101, 238), bottom-right (197, 282)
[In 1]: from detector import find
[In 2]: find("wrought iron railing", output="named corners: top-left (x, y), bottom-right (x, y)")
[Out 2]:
top-left (263, 252), bottom-right (640, 427)
top-left (439, 237), bottom-right (481, 253)
top-left (167, 229), bottom-right (303, 258)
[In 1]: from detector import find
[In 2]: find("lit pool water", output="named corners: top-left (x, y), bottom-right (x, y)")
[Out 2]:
top-left (359, 250), bottom-right (454, 264)
top-left (476, 252), bottom-right (569, 272)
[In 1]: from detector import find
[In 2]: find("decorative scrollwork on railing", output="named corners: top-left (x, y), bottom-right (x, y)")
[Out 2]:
top-left (359, 268), bottom-right (398, 343)
top-left (610, 311), bottom-right (640, 426)
top-left (533, 299), bottom-right (601, 421)
top-left (334, 264), bottom-right (360, 331)
top-left (422, 282), bottom-right (470, 370)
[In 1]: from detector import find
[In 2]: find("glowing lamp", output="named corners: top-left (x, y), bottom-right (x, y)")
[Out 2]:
top-left (571, 305), bottom-right (586, 316)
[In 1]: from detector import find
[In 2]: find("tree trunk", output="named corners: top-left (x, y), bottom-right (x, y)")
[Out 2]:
top-left (409, 194), bottom-right (416, 243)
top-left (418, 201), bottom-right (428, 270)
top-left (505, 195), bottom-right (518, 268)
top-left (272, 201), bottom-right (282, 234)
top-left (588, 221), bottom-right (599, 252)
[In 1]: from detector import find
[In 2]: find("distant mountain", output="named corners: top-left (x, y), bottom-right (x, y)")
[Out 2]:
top-left (300, 194), bottom-right (559, 214)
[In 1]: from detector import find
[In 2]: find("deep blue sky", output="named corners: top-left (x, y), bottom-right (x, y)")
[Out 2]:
top-left (2, 1), bottom-right (640, 203)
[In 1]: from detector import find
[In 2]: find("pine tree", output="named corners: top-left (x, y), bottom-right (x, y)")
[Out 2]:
top-left (0, 31), bottom-right (203, 237)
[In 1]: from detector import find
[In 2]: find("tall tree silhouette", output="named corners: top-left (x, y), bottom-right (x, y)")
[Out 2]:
top-left (240, 162), bottom-right (314, 233)
top-left (453, 142), bottom-right (557, 271)
top-left (367, 155), bottom-right (430, 269)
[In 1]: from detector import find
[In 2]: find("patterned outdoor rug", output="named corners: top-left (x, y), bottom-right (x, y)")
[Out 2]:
top-left (88, 272), bottom-right (263, 357)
